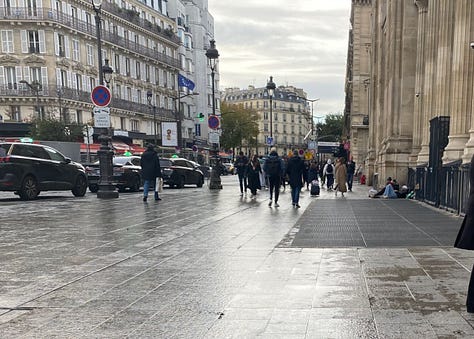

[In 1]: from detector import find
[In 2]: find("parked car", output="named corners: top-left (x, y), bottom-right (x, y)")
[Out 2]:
top-left (221, 162), bottom-right (235, 175)
top-left (0, 142), bottom-right (88, 200)
top-left (84, 156), bottom-right (142, 193)
top-left (189, 160), bottom-right (211, 178)
top-left (160, 157), bottom-right (204, 188)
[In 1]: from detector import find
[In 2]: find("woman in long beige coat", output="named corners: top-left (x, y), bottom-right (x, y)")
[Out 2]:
top-left (334, 157), bottom-right (347, 196)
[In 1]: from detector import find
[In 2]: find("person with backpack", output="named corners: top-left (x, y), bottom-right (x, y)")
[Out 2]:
top-left (263, 147), bottom-right (285, 207)
top-left (234, 151), bottom-right (249, 195)
top-left (323, 159), bottom-right (335, 190)
top-left (286, 150), bottom-right (305, 208)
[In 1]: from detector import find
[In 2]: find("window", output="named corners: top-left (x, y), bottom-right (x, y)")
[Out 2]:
top-left (3, 0), bottom-right (11, 15)
top-left (85, 12), bottom-right (92, 30)
top-left (72, 39), bottom-right (79, 61)
top-left (59, 69), bottom-right (67, 87)
top-left (26, 0), bottom-right (38, 16)
top-left (1, 30), bottom-right (13, 53)
top-left (126, 87), bottom-right (132, 101)
top-left (130, 119), bottom-right (139, 131)
top-left (75, 110), bottom-right (83, 124)
top-left (5, 66), bottom-right (16, 89)
top-left (274, 113), bottom-right (278, 121)
top-left (75, 74), bottom-right (82, 91)
top-left (30, 67), bottom-right (41, 83)
top-left (137, 89), bottom-right (142, 104)
top-left (9, 105), bottom-right (21, 121)
top-left (136, 61), bottom-right (140, 79)
top-left (263, 112), bottom-right (268, 120)
top-left (145, 64), bottom-right (150, 82)
top-left (263, 124), bottom-right (268, 132)
top-left (57, 34), bottom-right (65, 57)
top-left (120, 117), bottom-right (126, 130)
top-left (86, 44), bottom-right (93, 65)
top-left (125, 58), bottom-right (130, 76)
top-left (71, 6), bottom-right (78, 25)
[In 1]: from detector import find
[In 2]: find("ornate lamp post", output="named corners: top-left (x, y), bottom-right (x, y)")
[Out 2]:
top-left (266, 76), bottom-right (276, 151)
top-left (92, 0), bottom-right (118, 199)
top-left (206, 39), bottom-right (222, 189)
top-left (306, 98), bottom-right (320, 138)
top-left (146, 90), bottom-right (157, 146)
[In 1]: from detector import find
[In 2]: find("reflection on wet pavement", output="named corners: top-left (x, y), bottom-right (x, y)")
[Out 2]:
top-left (0, 177), bottom-right (473, 338)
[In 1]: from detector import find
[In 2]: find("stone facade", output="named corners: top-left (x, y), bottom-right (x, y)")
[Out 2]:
top-left (346, 0), bottom-right (474, 187)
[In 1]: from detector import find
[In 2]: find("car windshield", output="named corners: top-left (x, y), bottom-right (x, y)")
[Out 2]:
top-left (114, 157), bottom-right (132, 165)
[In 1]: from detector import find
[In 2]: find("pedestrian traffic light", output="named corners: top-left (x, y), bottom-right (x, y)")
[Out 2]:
top-left (197, 113), bottom-right (205, 122)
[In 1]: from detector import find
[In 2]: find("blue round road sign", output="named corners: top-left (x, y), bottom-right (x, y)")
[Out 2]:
top-left (208, 115), bottom-right (220, 129)
top-left (91, 85), bottom-right (111, 107)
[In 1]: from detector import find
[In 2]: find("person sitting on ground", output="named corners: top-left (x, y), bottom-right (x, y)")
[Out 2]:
top-left (373, 177), bottom-right (393, 198)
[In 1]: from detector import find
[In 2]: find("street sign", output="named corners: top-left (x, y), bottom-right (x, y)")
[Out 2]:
top-left (266, 136), bottom-right (274, 146)
top-left (208, 115), bottom-right (220, 129)
top-left (308, 141), bottom-right (317, 150)
top-left (192, 145), bottom-right (198, 152)
top-left (209, 132), bottom-right (220, 143)
top-left (91, 85), bottom-right (111, 107)
top-left (93, 107), bottom-right (111, 128)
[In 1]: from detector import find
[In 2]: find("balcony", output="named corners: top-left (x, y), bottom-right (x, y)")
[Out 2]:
top-left (0, 84), bottom-right (175, 120)
top-left (0, 7), bottom-right (181, 69)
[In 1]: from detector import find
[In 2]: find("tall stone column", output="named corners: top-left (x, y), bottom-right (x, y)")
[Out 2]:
top-left (443, 0), bottom-right (473, 163)
top-left (417, 0), bottom-right (439, 165)
top-left (410, 0), bottom-right (428, 167)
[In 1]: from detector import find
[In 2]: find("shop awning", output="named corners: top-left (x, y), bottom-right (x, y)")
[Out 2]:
top-left (80, 143), bottom-right (101, 153)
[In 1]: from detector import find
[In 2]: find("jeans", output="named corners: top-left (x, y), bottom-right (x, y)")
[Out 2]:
top-left (143, 179), bottom-right (154, 197)
top-left (268, 176), bottom-right (281, 202)
top-left (347, 172), bottom-right (354, 190)
top-left (238, 173), bottom-right (247, 193)
top-left (291, 186), bottom-right (301, 205)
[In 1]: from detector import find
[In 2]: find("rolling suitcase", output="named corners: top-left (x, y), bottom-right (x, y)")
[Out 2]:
top-left (310, 180), bottom-right (320, 196)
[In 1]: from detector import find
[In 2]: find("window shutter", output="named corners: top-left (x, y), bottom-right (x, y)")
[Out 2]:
top-left (0, 67), bottom-right (4, 85)
top-left (23, 66), bottom-right (30, 83)
top-left (72, 72), bottom-right (77, 89)
top-left (82, 74), bottom-right (87, 91)
top-left (20, 30), bottom-right (28, 53)
top-left (56, 68), bottom-right (61, 86)
top-left (54, 32), bottom-right (59, 56)
top-left (64, 35), bottom-right (70, 58)
top-left (38, 30), bottom-right (45, 53)
top-left (15, 66), bottom-right (22, 88)
top-left (150, 65), bottom-right (155, 84)
top-left (41, 67), bottom-right (48, 86)
top-left (67, 70), bottom-right (72, 88)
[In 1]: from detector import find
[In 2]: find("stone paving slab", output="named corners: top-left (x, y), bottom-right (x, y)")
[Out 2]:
top-left (0, 178), bottom-right (473, 338)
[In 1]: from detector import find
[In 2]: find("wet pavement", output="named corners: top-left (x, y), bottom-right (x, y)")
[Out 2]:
top-left (1, 177), bottom-right (474, 338)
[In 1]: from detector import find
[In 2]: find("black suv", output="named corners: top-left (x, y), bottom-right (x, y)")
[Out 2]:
top-left (0, 142), bottom-right (88, 200)
top-left (160, 158), bottom-right (204, 188)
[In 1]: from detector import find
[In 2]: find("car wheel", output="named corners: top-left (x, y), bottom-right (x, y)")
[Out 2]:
top-left (72, 175), bottom-right (87, 197)
top-left (177, 176), bottom-right (185, 189)
top-left (196, 175), bottom-right (204, 188)
top-left (89, 184), bottom-right (99, 193)
top-left (19, 175), bottom-right (39, 200)
top-left (129, 175), bottom-right (140, 192)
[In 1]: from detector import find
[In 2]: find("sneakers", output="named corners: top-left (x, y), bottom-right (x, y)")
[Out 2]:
top-left (268, 200), bottom-right (272, 206)
top-left (154, 192), bottom-right (161, 201)
top-left (274, 202), bottom-right (279, 207)
top-left (295, 204), bottom-right (300, 208)
top-left (143, 196), bottom-right (147, 202)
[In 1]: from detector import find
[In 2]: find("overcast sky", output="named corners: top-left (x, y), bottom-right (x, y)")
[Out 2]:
top-left (208, 0), bottom-right (352, 117)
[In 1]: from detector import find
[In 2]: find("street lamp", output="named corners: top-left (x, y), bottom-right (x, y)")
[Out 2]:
top-left (20, 80), bottom-right (41, 119)
top-left (92, 0), bottom-right (118, 199)
top-left (266, 76), bottom-right (276, 149)
top-left (306, 98), bottom-right (320, 138)
top-left (206, 39), bottom-right (222, 190)
top-left (146, 90), bottom-right (157, 146)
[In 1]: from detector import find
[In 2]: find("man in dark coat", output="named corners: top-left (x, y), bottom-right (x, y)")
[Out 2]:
top-left (286, 150), bottom-right (305, 208)
top-left (140, 144), bottom-right (162, 202)
top-left (263, 147), bottom-right (285, 207)
top-left (455, 153), bottom-right (474, 312)
top-left (346, 156), bottom-right (356, 191)
top-left (234, 151), bottom-right (249, 195)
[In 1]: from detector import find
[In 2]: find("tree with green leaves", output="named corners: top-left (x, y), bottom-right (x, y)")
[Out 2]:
top-left (316, 114), bottom-right (344, 142)
top-left (220, 102), bottom-right (259, 152)
top-left (28, 117), bottom-right (85, 142)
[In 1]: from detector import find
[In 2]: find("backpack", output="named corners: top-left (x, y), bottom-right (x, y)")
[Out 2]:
top-left (266, 157), bottom-right (281, 177)
top-left (326, 164), bottom-right (333, 174)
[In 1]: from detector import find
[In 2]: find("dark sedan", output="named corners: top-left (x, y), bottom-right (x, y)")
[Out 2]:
top-left (160, 158), bottom-right (204, 188)
top-left (0, 142), bottom-right (88, 200)
top-left (85, 156), bottom-right (142, 193)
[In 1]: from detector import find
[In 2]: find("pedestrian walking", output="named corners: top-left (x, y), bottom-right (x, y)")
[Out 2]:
top-left (454, 153), bottom-right (474, 313)
top-left (286, 150), bottom-right (305, 208)
top-left (264, 147), bottom-right (285, 207)
top-left (334, 157), bottom-right (347, 197)
top-left (258, 156), bottom-right (267, 189)
top-left (140, 144), bottom-right (162, 202)
top-left (247, 155), bottom-right (261, 197)
top-left (234, 151), bottom-right (249, 195)
top-left (346, 156), bottom-right (356, 191)
top-left (323, 159), bottom-right (335, 190)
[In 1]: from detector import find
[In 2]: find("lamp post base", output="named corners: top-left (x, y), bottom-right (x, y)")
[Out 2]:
top-left (209, 146), bottom-right (222, 190)
top-left (96, 133), bottom-right (119, 199)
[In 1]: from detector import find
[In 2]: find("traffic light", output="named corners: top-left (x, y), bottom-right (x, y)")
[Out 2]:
top-left (197, 113), bottom-right (205, 122)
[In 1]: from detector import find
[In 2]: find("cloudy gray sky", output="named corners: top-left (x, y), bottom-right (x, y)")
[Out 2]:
top-left (208, 0), bottom-right (352, 117)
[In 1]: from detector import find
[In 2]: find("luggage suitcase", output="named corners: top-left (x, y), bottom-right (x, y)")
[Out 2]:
top-left (310, 181), bottom-right (320, 196)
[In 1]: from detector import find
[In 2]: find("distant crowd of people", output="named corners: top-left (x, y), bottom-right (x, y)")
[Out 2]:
top-left (231, 148), bottom-right (359, 207)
